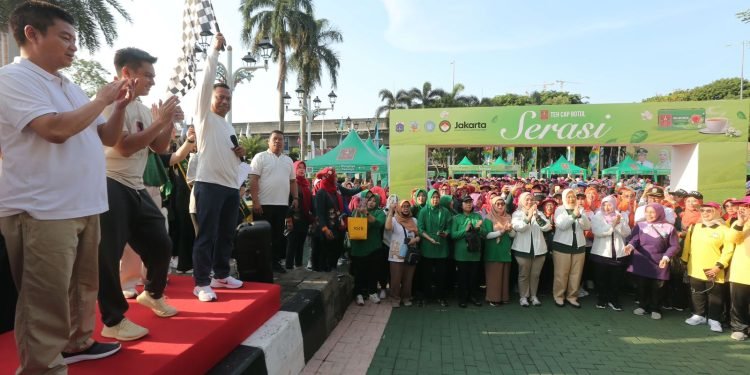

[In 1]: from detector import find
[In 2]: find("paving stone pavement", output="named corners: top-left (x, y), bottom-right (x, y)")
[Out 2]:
top-left (367, 295), bottom-right (750, 375)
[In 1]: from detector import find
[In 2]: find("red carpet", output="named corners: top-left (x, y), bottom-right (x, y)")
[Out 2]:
top-left (0, 276), bottom-right (280, 374)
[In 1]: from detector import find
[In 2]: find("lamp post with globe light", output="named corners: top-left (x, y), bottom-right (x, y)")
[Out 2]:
top-left (283, 88), bottom-right (337, 160)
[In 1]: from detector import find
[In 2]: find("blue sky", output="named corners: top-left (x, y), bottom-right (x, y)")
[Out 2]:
top-left (80, 0), bottom-right (750, 124)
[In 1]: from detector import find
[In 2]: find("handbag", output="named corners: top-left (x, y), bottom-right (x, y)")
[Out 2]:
top-left (465, 224), bottom-right (482, 253)
top-left (347, 214), bottom-right (368, 240)
top-left (401, 225), bottom-right (420, 265)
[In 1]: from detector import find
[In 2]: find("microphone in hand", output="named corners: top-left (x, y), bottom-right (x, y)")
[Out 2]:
top-left (230, 135), bottom-right (246, 162)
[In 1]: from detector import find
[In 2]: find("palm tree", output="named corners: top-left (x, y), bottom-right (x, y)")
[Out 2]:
top-left (438, 83), bottom-right (479, 107)
top-left (0, 0), bottom-right (131, 52)
top-left (240, 0), bottom-right (314, 133)
top-left (408, 81), bottom-right (446, 108)
top-left (288, 17), bottom-right (342, 159)
top-left (374, 88), bottom-right (411, 120)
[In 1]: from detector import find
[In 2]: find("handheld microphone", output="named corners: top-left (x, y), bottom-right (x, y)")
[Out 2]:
top-left (230, 135), bottom-right (246, 162)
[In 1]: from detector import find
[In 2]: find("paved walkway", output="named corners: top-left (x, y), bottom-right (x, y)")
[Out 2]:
top-left (302, 299), bottom-right (392, 375)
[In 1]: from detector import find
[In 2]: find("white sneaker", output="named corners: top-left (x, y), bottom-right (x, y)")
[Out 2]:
top-left (193, 286), bottom-right (217, 302)
top-left (210, 276), bottom-right (243, 289)
top-left (122, 288), bottom-right (138, 299)
top-left (403, 300), bottom-right (413, 307)
top-left (708, 319), bottom-right (723, 332)
top-left (651, 312), bottom-right (662, 320)
top-left (355, 294), bottom-right (365, 306)
top-left (369, 293), bottom-right (381, 304)
top-left (519, 297), bottom-right (530, 307)
top-left (685, 314), bottom-right (707, 326)
top-left (633, 307), bottom-right (646, 316)
top-left (531, 296), bottom-right (542, 306)
top-left (379, 289), bottom-right (387, 300)
top-left (169, 256), bottom-right (178, 269)
top-left (578, 289), bottom-right (589, 298)
top-left (731, 331), bottom-right (748, 341)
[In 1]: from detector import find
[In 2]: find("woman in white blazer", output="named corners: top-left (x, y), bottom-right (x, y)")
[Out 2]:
top-left (552, 189), bottom-right (592, 308)
top-left (590, 195), bottom-right (631, 311)
top-left (511, 192), bottom-right (553, 307)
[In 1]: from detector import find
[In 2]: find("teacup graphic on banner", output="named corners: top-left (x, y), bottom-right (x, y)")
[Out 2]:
top-left (700, 117), bottom-right (729, 134)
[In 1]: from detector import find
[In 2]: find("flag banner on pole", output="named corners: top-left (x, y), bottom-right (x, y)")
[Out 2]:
top-left (482, 146), bottom-right (493, 165)
top-left (338, 118), bottom-right (345, 131)
top-left (527, 146), bottom-right (537, 172)
top-left (374, 121), bottom-right (380, 141)
top-left (588, 146), bottom-right (600, 178)
top-left (166, 0), bottom-right (220, 97)
top-left (505, 147), bottom-right (515, 164)
top-left (567, 146), bottom-right (575, 163)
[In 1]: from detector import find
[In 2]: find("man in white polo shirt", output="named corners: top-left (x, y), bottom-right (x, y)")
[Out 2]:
top-left (249, 130), bottom-right (298, 273)
top-left (0, 2), bottom-right (134, 372)
top-left (191, 33), bottom-right (246, 302)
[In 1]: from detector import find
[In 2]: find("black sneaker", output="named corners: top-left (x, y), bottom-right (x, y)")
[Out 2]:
top-left (595, 302), bottom-right (607, 309)
top-left (62, 341), bottom-right (121, 365)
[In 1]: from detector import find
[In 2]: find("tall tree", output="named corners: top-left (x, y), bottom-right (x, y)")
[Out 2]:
top-left (62, 58), bottom-right (110, 97)
top-left (438, 83), bottom-right (479, 107)
top-left (0, 0), bottom-right (131, 52)
top-left (642, 78), bottom-right (749, 102)
top-left (288, 17), bottom-right (342, 159)
top-left (240, 0), bottom-right (314, 133)
top-left (374, 88), bottom-right (411, 120)
top-left (408, 81), bottom-right (446, 108)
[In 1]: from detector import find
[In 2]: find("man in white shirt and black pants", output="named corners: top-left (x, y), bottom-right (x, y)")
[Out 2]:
top-left (192, 33), bottom-right (246, 302)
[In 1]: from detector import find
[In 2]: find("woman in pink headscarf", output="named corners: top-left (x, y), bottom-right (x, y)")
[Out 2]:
top-left (590, 195), bottom-right (631, 311)
top-left (625, 203), bottom-right (680, 320)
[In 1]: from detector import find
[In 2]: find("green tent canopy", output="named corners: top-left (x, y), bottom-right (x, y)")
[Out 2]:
top-left (306, 130), bottom-right (387, 174)
top-left (364, 138), bottom-right (379, 154)
top-left (601, 155), bottom-right (655, 180)
top-left (540, 156), bottom-right (587, 179)
top-left (457, 156), bottom-right (474, 165)
top-left (493, 156), bottom-right (511, 166)
top-left (379, 145), bottom-right (388, 156)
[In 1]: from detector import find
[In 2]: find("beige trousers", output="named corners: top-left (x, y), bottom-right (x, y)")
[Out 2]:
top-left (1, 213), bottom-right (100, 375)
top-left (515, 255), bottom-right (545, 299)
top-left (389, 262), bottom-right (416, 301)
top-left (552, 251), bottom-right (585, 304)
top-left (485, 262), bottom-right (511, 303)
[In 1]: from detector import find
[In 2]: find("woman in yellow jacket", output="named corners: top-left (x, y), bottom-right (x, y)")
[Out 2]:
top-left (681, 202), bottom-right (735, 333)
top-left (728, 197), bottom-right (750, 341)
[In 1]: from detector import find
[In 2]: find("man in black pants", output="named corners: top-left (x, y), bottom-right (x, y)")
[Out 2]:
top-left (98, 47), bottom-right (180, 341)
top-left (249, 130), bottom-right (298, 273)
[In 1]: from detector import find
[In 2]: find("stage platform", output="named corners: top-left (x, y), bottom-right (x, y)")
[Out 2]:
top-left (0, 275), bottom-right (280, 374)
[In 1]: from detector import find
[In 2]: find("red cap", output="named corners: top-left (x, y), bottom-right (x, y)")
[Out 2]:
top-left (731, 196), bottom-right (750, 206)
top-left (701, 202), bottom-right (721, 209)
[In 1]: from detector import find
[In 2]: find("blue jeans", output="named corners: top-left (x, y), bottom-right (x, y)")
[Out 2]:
top-left (192, 182), bottom-right (239, 287)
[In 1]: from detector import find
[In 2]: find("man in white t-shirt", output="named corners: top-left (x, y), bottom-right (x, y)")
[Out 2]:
top-left (249, 130), bottom-right (298, 273)
top-left (0, 2), bottom-right (134, 372)
top-left (634, 186), bottom-right (676, 224)
top-left (191, 33), bottom-right (246, 302)
top-left (97, 47), bottom-right (180, 341)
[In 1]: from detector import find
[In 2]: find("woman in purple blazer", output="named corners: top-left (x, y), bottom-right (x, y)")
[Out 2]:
top-left (625, 203), bottom-right (680, 320)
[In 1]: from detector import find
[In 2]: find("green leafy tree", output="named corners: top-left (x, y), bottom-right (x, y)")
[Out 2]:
top-left (738, 9), bottom-right (750, 23)
top-left (0, 0), bottom-right (131, 52)
top-left (239, 134), bottom-right (268, 160)
top-left (62, 58), bottom-right (110, 97)
top-left (437, 83), bottom-right (479, 107)
top-left (407, 81), bottom-right (446, 108)
top-left (240, 0), bottom-right (314, 133)
top-left (642, 78), bottom-right (749, 102)
top-left (374, 88), bottom-right (412, 119)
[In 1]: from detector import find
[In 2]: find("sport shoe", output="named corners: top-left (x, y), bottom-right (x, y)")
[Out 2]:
top-left (210, 276), bottom-right (243, 289)
top-left (578, 289), bottom-right (589, 298)
top-left (193, 286), bottom-right (217, 302)
top-left (531, 296), bottom-right (542, 306)
top-left (595, 302), bottom-right (607, 309)
top-left (62, 341), bottom-right (121, 365)
top-left (369, 293), bottom-right (381, 304)
top-left (709, 319), bottom-right (723, 332)
top-left (122, 288), bottom-right (138, 299)
top-left (101, 318), bottom-right (148, 341)
top-left (356, 294), bottom-right (365, 306)
top-left (608, 302), bottom-right (623, 311)
top-left (731, 331), bottom-right (748, 341)
top-left (519, 297), bottom-right (530, 307)
top-left (651, 312), bottom-right (662, 320)
top-left (379, 289), bottom-right (387, 300)
top-left (136, 292), bottom-right (178, 318)
top-left (633, 307), bottom-right (646, 316)
top-left (685, 314), bottom-right (707, 326)
top-left (403, 300), bottom-right (413, 307)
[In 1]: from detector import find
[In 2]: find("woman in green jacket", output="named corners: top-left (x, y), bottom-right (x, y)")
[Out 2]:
top-left (417, 189), bottom-right (451, 306)
top-left (482, 196), bottom-right (514, 306)
top-left (451, 196), bottom-right (484, 308)
top-left (350, 191), bottom-right (386, 306)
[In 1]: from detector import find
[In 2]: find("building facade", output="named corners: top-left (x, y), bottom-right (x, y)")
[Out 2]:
top-left (0, 31), bottom-right (20, 66)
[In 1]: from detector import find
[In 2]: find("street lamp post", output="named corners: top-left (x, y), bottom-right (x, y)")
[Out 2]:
top-left (222, 40), bottom-right (273, 132)
top-left (727, 41), bottom-right (750, 100)
top-left (284, 88), bottom-right (337, 160)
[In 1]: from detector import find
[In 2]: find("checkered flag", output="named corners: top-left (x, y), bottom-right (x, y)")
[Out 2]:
top-left (166, 0), bottom-right (220, 97)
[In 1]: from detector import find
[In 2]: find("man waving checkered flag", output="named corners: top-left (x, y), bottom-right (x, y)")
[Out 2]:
top-left (166, 0), bottom-right (221, 97)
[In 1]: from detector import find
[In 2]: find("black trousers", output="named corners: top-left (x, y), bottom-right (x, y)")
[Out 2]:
top-left (594, 262), bottom-right (626, 305)
top-left (0, 234), bottom-right (17, 333)
top-left (420, 257), bottom-right (448, 300)
top-left (730, 282), bottom-right (750, 333)
top-left (690, 277), bottom-right (726, 321)
top-left (98, 178), bottom-right (172, 327)
top-left (351, 250), bottom-right (379, 296)
top-left (192, 182), bottom-right (239, 287)
top-left (456, 261), bottom-right (480, 304)
top-left (311, 233), bottom-right (343, 272)
top-left (665, 272), bottom-right (691, 310)
top-left (376, 244), bottom-right (390, 290)
top-left (255, 205), bottom-right (289, 261)
top-left (285, 219), bottom-right (309, 268)
top-left (634, 275), bottom-right (665, 313)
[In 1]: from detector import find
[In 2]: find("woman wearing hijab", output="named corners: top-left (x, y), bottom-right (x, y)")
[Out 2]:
top-left (451, 196), bottom-right (484, 308)
top-left (312, 167), bottom-right (346, 272)
top-left (417, 190), bottom-right (451, 306)
top-left (723, 198), bottom-right (739, 225)
top-left (385, 199), bottom-right (419, 307)
top-left (411, 189), bottom-right (428, 218)
top-left (552, 189), bottom-right (592, 308)
top-left (624, 203), bottom-right (680, 320)
top-left (285, 161), bottom-right (314, 270)
top-left (350, 191), bottom-right (386, 305)
top-left (727, 197), bottom-right (750, 341)
top-left (590, 195), bottom-right (631, 311)
top-left (511, 192), bottom-right (553, 307)
top-left (538, 197), bottom-right (558, 294)
top-left (681, 202), bottom-right (734, 332)
top-left (482, 196), bottom-right (514, 305)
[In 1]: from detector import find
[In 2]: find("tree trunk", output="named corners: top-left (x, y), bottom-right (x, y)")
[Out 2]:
top-left (277, 47), bottom-right (287, 133)
top-left (300, 93), bottom-right (308, 161)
